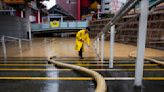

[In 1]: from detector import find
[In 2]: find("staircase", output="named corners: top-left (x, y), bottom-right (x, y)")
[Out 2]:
top-left (0, 57), bottom-right (163, 92)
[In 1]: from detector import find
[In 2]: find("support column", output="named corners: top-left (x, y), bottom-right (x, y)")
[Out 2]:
top-left (101, 34), bottom-right (104, 62)
top-left (109, 25), bottom-right (115, 68)
top-left (134, 0), bottom-right (149, 86)
top-left (25, 7), bottom-right (32, 40)
top-left (61, 16), bottom-right (63, 22)
top-left (48, 16), bottom-right (50, 23)
top-left (77, 0), bottom-right (81, 20)
top-left (38, 10), bottom-right (41, 24)
top-left (21, 11), bottom-right (24, 18)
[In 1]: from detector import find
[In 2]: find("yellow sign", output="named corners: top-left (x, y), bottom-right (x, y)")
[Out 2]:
top-left (3, 0), bottom-right (25, 4)
top-left (50, 21), bottom-right (60, 28)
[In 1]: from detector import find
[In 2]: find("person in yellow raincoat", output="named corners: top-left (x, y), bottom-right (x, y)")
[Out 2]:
top-left (75, 27), bottom-right (91, 59)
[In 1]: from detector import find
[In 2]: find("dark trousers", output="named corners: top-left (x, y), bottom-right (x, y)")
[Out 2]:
top-left (79, 44), bottom-right (83, 58)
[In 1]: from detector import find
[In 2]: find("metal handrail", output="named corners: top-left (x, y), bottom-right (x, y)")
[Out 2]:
top-left (93, 0), bottom-right (163, 87)
top-left (93, 0), bottom-right (163, 54)
top-left (93, 0), bottom-right (140, 63)
top-left (0, 35), bottom-right (29, 42)
top-left (93, 0), bottom-right (163, 65)
top-left (94, 0), bottom-right (163, 40)
top-left (0, 35), bottom-right (30, 60)
top-left (149, 0), bottom-right (164, 9)
top-left (0, 10), bottom-right (16, 12)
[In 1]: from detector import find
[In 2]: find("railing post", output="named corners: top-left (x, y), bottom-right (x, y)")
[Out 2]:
top-left (94, 40), bottom-right (97, 51)
top-left (61, 16), bottom-right (63, 22)
top-left (109, 25), bottom-right (115, 68)
top-left (97, 4), bottom-right (101, 19)
top-left (101, 34), bottom-right (104, 62)
top-left (18, 39), bottom-right (23, 57)
top-left (135, 0), bottom-right (149, 86)
top-left (97, 37), bottom-right (100, 55)
top-left (25, 7), bottom-right (32, 40)
top-left (18, 39), bottom-right (22, 50)
top-left (1, 36), bottom-right (7, 60)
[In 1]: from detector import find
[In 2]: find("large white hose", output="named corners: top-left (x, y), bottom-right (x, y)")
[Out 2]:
top-left (48, 58), bottom-right (107, 92)
top-left (129, 51), bottom-right (164, 65)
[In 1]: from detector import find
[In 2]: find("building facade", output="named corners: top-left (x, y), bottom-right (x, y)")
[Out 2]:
top-left (56, 0), bottom-right (78, 20)
top-left (101, 0), bottom-right (111, 13)
top-left (0, 0), bottom-right (48, 39)
top-left (56, 0), bottom-right (102, 20)
top-left (101, 0), bottom-right (127, 14)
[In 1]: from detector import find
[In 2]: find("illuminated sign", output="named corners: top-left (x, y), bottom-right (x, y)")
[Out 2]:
top-left (3, 0), bottom-right (25, 4)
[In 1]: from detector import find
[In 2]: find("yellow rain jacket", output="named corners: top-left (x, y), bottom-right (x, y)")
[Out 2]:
top-left (75, 29), bottom-right (90, 51)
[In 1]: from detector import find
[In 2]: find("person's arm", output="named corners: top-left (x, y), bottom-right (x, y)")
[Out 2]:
top-left (86, 34), bottom-right (90, 46)
top-left (76, 31), bottom-right (83, 42)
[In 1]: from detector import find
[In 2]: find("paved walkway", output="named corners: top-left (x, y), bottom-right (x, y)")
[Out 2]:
top-left (0, 37), bottom-right (164, 92)
top-left (0, 38), bottom-right (163, 59)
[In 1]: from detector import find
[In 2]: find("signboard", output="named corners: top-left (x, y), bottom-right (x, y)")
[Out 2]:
top-left (50, 21), bottom-right (60, 28)
top-left (3, 0), bottom-right (25, 4)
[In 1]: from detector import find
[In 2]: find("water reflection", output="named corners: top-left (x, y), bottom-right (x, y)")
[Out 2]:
top-left (41, 82), bottom-right (59, 92)
top-left (42, 62), bottom-right (59, 92)
top-left (133, 86), bottom-right (144, 92)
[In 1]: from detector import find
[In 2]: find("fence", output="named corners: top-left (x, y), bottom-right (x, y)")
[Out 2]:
top-left (31, 21), bottom-right (88, 31)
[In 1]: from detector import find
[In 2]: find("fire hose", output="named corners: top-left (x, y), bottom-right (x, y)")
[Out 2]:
top-left (129, 51), bottom-right (164, 65)
top-left (48, 57), bottom-right (107, 92)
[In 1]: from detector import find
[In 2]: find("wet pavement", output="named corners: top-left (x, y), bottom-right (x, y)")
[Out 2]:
top-left (0, 38), bottom-right (163, 92)
top-left (0, 80), bottom-right (95, 92)
top-left (0, 59), bottom-right (164, 92)
top-left (0, 38), bottom-right (164, 58)
top-left (0, 79), bottom-right (163, 92)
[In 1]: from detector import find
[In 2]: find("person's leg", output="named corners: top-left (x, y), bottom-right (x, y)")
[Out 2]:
top-left (79, 44), bottom-right (83, 59)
